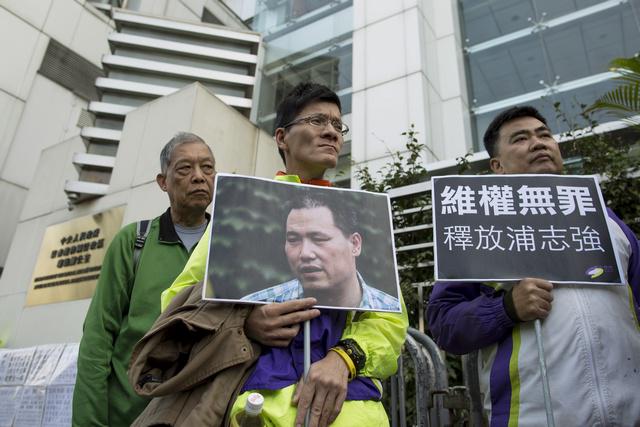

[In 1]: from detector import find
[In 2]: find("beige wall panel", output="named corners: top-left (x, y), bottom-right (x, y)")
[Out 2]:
top-left (165, 0), bottom-right (201, 21)
top-left (221, 0), bottom-right (255, 21)
top-left (349, 90), bottom-right (365, 163)
top-left (431, 0), bottom-right (455, 38)
top-left (0, 0), bottom-right (52, 30)
top-left (0, 181), bottom-right (27, 269)
top-left (18, 33), bottom-right (49, 101)
top-left (7, 298), bottom-right (91, 347)
top-left (435, 35), bottom-right (462, 100)
top-left (190, 85), bottom-right (257, 175)
top-left (427, 80), bottom-right (445, 160)
top-left (0, 92), bottom-right (24, 169)
top-left (405, 72), bottom-right (432, 160)
top-left (362, 0), bottom-right (403, 27)
top-left (0, 8), bottom-right (45, 99)
top-left (20, 136), bottom-right (84, 221)
top-left (0, 214), bottom-right (47, 297)
top-left (123, 181), bottom-right (172, 226)
top-left (43, 0), bottom-right (84, 47)
top-left (181, 0), bottom-right (206, 17)
top-left (108, 103), bottom-right (150, 193)
top-left (252, 129), bottom-right (283, 179)
top-left (2, 76), bottom-right (84, 188)
top-left (129, 85), bottom-right (201, 188)
top-left (140, 0), bottom-right (169, 17)
top-left (0, 293), bottom-right (26, 347)
top-left (65, 188), bottom-right (131, 227)
top-left (203, 0), bottom-right (247, 30)
top-left (420, 12), bottom-right (439, 96)
top-left (114, 83), bottom-right (278, 193)
top-left (361, 78), bottom-right (410, 160)
top-left (69, 7), bottom-right (112, 68)
top-left (442, 97), bottom-right (472, 158)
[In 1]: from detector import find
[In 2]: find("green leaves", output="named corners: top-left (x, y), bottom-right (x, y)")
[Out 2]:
top-left (354, 125), bottom-right (432, 327)
top-left (587, 56), bottom-right (640, 124)
top-left (554, 94), bottom-right (640, 235)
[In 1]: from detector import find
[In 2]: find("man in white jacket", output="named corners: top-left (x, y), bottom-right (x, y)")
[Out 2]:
top-left (428, 105), bottom-right (640, 426)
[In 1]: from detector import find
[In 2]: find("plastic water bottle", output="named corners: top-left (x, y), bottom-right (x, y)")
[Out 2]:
top-left (231, 392), bottom-right (265, 427)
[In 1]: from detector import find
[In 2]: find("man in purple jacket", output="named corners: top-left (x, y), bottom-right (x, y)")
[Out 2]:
top-left (427, 106), bottom-right (640, 426)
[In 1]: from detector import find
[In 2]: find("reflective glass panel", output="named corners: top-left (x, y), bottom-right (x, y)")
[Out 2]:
top-left (236, 0), bottom-right (353, 135)
top-left (461, 0), bottom-right (640, 151)
top-left (473, 79), bottom-right (619, 149)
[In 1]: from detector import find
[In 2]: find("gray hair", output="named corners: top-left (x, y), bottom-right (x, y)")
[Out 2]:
top-left (159, 132), bottom-right (211, 174)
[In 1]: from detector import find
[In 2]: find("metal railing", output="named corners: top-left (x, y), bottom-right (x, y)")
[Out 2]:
top-left (387, 181), bottom-right (485, 426)
top-left (387, 329), bottom-right (484, 426)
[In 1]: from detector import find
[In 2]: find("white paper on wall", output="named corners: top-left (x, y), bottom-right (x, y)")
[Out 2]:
top-left (0, 348), bottom-right (36, 386)
top-left (13, 386), bottom-right (45, 427)
top-left (0, 386), bottom-right (22, 427)
top-left (26, 345), bottom-right (65, 386)
top-left (42, 385), bottom-right (74, 427)
top-left (49, 344), bottom-right (79, 386)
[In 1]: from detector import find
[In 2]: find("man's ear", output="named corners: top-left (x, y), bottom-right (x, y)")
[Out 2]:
top-left (349, 232), bottom-right (362, 256)
top-left (156, 174), bottom-right (167, 192)
top-left (275, 128), bottom-right (287, 152)
top-left (489, 157), bottom-right (505, 174)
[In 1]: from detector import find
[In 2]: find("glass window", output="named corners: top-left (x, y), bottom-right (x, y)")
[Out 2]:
top-left (461, 0), bottom-right (640, 151)
top-left (461, 0), bottom-right (536, 45)
top-left (472, 79), bottom-right (619, 151)
top-left (245, 1), bottom-right (353, 133)
top-left (290, 0), bottom-right (335, 19)
top-left (468, 34), bottom-right (548, 106)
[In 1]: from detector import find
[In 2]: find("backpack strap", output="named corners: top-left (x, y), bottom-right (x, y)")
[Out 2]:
top-left (133, 220), bottom-right (151, 274)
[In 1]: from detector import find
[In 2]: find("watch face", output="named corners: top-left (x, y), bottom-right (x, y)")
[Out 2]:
top-left (338, 339), bottom-right (365, 371)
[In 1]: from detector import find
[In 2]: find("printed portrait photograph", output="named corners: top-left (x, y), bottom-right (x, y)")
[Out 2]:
top-left (203, 174), bottom-right (401, 312)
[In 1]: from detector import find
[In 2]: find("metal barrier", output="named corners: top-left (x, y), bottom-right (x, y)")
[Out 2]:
top-left (462, 352), bottom-right (485, 426)
top-left (387, 180), bottom-right (486, 425)
top-left (387, 330), bottom-right (485, 426)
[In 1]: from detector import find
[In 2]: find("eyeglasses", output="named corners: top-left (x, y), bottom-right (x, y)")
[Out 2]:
top-left (282, 113), bottom-right (349, 136)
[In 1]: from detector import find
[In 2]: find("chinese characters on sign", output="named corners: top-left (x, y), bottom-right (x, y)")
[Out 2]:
top-left (25, 206), bottom-right (125, 306)
top-left (432, 175), bottom-right (623, 284)
top-left (440, 184), bottom-right (597, 217)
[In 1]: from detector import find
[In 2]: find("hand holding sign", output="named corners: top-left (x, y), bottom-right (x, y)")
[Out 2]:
top-left (511, 278), bottom-right (554, 321)
top-left (244, 298), bottom-right (321, 347)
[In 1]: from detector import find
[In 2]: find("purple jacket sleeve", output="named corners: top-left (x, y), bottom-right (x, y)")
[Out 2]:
top-left (426, 282), bottom-right (515, 355)
top-left (607, 208), bottom-right (640, 304)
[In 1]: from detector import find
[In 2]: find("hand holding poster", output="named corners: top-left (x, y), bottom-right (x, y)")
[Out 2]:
top-left (202, 174), bottom-right (401, 312)
top-left (432, 175), bottom-right (624, 284)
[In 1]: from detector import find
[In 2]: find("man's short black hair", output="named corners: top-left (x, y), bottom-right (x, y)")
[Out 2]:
top-left (286, 190), bottom-right (357, 238)
top-left (274, 82), bottom-right (342, 164)
top-left (483, 105), bottom-right (549, 157)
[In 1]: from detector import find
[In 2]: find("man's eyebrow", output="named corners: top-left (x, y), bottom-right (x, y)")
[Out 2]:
top-left (507, 129), bottom-right (530, 140)
top-left (507, 125), bottom-right (551, 140)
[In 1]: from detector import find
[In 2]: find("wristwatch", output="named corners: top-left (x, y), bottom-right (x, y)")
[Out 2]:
top-left (336, 339), bottom-right (366, 372)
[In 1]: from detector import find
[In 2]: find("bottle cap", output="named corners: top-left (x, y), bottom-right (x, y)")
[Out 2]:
top-left (245, 392), bottom-right (264, 416)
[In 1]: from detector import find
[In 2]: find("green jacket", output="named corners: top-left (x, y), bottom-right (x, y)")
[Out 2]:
top-left (73, 209), bottom-right (202, 426)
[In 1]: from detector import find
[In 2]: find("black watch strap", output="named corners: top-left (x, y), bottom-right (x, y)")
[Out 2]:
top-left (337, 339), bottom-right (366, 372)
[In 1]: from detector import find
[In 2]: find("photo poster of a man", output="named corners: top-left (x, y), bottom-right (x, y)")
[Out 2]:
top-left (202, 173), bottom-right (402, 312)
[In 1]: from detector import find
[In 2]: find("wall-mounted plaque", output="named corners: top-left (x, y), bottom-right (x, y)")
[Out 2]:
top-left (25, 207), bottom-right (125, 306)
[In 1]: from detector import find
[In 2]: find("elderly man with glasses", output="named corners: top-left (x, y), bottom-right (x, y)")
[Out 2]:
top-left (157, 82), bottom-right (408, 427)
